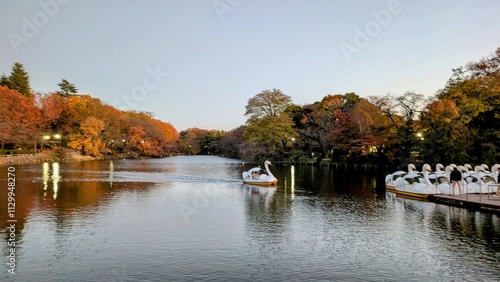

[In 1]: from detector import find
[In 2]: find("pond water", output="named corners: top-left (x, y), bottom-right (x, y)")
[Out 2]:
top-left (1, 155), bottom-right (499, 281)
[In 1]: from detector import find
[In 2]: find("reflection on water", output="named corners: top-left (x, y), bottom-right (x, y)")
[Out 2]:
top-left (41, 162), bottom-right (62, 199)
top-left (42, 162), bottom-right (49, 191)
top-left (0, 156), bottom-right (499, 281)
top-left (109, 160), bottom-right (114, 187)
top-left (52, 163), bottom-right (61, 199)
top-left (243, 184), bottom-right (277, 210)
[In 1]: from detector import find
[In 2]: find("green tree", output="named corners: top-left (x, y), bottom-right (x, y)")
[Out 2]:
top-left (7, 62), bottom-right (31, 96)
top-left (244, 89), bottom-right (292, 121)
top-left (243, 89), bottom-right (297, 158)
top-left (57, 79), bottom-right (78, 96)
top-left (0, 74), bottom-right (10, 88)
top-left (200, 130), bottom-right (224, 155)
top-left (179, 128), bottom-right (209, 155)
top-left (342, 92), bottom-right (360, 111)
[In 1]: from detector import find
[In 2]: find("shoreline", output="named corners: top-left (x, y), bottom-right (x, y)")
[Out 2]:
top-left (0, 153), bottom-right (122, 167)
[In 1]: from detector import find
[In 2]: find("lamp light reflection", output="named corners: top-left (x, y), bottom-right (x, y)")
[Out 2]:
top-left (52, 163), bottom-right (61, 200)
top-left (42, 162), bottom-right (50, 192)
top-left (109, 161), bottom-right (114, 187)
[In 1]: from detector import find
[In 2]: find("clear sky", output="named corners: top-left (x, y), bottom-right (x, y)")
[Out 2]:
top-left (1, 0), bottom-right (500, 131)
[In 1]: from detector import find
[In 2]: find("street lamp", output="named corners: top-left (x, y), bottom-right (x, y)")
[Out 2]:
top-left (41, 134), bottom-right (63, 150)
top-left (53, 134), bottom-right (62, 146)
top-left (40, 135), bottom-right (51, 151)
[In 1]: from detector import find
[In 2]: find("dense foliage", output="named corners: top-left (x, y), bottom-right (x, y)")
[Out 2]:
top-left (2, 48), bottom-right (499, 164)
top-left (0, 69), bottom-right (179, 158)
top-left (218, 48), bottom-right (500, 165)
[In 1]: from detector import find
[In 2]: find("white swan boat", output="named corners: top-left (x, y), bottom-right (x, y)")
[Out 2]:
top-left (395, 164), bottom-right (440, 200)
top-left (428, 163), bottom-right (445, 185)
top-left (242, 160), bottom-right (278, 186)
top-left (385, 164), bottom-right (417, 192)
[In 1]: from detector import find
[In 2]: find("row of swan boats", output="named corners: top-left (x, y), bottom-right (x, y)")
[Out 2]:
top-left (386, 163), bottom-right (500, 200)
top-left (241, 160), bottom-right (500, 199)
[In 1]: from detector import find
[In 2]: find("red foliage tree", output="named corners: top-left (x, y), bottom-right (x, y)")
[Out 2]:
top-left (0, 86), bottom-right (41, 150)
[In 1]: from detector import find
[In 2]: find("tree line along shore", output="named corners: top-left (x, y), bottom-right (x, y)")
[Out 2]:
top-left (1, 48), bottom-right (499, 168)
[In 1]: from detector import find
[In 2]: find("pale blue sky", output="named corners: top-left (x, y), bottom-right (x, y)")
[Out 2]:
top-left (1, 0), bottom-right (500, 131)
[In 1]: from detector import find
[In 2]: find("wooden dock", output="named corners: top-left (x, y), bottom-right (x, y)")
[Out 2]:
top-left (429, 194), bottom-right (500, 213)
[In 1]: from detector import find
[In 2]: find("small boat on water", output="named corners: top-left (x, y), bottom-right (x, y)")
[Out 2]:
top-left (242, 160), bottom-right (278, 186)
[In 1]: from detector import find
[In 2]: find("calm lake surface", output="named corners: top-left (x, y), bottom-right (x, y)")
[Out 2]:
top-left (1, 155), bottom-right (499, 281)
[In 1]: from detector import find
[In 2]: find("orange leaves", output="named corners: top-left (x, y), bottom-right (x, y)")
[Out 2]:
top-left (422, 99), bottom-right (460, 125)
top-left (80, 117), bottom-right (105, 137)
top-left (129, 126), bottom-right (146, 147)
top-left (39, 92), bottom-right (65, 127)
top-left (0, 86), bottom-right (41, 146)
top-left (67, 117), bottom-right (105, 157)
top-left (149, 118), bottom-right (179, 143)
top-left (123, 111), bottom-right (179, 156)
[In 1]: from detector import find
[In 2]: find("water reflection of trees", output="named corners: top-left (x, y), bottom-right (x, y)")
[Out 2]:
top-left (1, 160), bottom-right (160, 260)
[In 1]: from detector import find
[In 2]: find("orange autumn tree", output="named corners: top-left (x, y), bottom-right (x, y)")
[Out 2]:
top-left (38, 92), bottom-right (66, 132)
top-left (61, 95), bottom-right (107, 156)
top-left (149, 118), bottom-right (179, 154)
top-left (349, 98), bottom-right (393, 158)
top-left (129, 125), bottom-right (148, 154)
top-left (67, 116), bottom-right (105, 157)
top-left (420, 99), bottom-right (468, 163)
top-left (0, 86), bottom-right (41, 150)
top-left (124, 111), bottom-right (179, 157)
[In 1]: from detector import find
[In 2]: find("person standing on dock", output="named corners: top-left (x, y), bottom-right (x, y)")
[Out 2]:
top-left (450, 167), bottom-right (462, 195)
top-left (494, 167), bottom-right (500, 197)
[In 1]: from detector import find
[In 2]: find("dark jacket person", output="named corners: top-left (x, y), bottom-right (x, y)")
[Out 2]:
top-left (450, 168), bottom-right (462, 181)
top-left (450, 167), bottom-right (463, 196)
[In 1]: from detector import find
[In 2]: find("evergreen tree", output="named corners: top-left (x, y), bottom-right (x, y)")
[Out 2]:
top-left (57, 79), bottom-right (78, 96)
top-left (8, 62), bottom-right (31, 96)
top-left (0, 74), bottom-right (11, 88)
